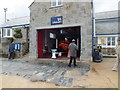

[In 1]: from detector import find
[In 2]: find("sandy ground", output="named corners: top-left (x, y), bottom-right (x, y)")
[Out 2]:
top-left (0, 75), bottom-right (64, 88)
top-left (0, 58), bottom-right (118, 88)
top-left (73, 58), bottom-right (118, 88)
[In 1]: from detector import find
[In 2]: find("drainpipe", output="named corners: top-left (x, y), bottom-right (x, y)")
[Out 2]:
top-left (92, 0), bottom-right (95, 58)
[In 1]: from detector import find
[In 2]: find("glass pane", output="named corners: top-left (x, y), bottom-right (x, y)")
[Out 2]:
top-left (101, 38), bottom-right (106, 45)
top-left (98, 38), bottom-right (101, 44)
top-left (3, 29), bottom-right (6, 36)
top-left (7, 29), bottom-right (11, 36)
top-left (52, 0), bottom-right (56, 6)
top-left (112, 37), bottom-right (115, 45)
top-left (58, 0), bottom-right (62, 5)
top-left (107, 37), bottom-right (111, 46)
top-left (53, 2), bottom-right (56, 6)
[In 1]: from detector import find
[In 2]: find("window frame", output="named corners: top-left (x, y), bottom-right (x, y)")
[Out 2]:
top-left (51, 0), bottom-right (63, 7)
top-left (107, 37), bottom-right (116, 47)
top-left (2, 28), bottom-right (13, 37)
top-left (98, 36), bottom-right (116, 48)
top-left (111, 37), bottom-right (115, 46)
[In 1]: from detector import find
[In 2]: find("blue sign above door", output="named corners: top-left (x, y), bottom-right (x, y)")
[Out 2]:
top-left (51, 16), bottom-right (63, 25)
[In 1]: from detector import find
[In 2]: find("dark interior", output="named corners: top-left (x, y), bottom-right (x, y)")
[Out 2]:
top-left (39, 26), bottom-right (81, 58)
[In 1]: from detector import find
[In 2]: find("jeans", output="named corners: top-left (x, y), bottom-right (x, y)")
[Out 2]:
top-left (68, 56), bottom-right (77, 66)
top-left (8, 52), bottom-right (15, 59)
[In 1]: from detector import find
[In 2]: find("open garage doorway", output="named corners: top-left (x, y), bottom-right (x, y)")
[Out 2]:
top-left (37, 26), bottom-right (81, 58)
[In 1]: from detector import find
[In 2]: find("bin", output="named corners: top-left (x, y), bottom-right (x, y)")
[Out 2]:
top-left (93, 48), bottom-right (103, 62)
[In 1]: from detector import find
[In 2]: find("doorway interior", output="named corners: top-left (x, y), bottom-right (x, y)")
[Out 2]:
top-left (37, 26), bottom-right (81, 58)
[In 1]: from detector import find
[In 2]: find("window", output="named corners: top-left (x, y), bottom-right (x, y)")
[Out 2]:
top-left (107, 37), bottom-right (116, 46)
top-left (2, 28), bottom-right (13, 37)
top-left (98, 37), bottom-right (106, 46)
top-left (112, 37), bottom-right (115, 45)
top-left (51, 0), bottom-right (63, 7)
top-left (107, 37), bottom-right (111, 46)
top-left (58, 0), bottom-right (62, 5)
top-left (7, 29), bottom-right (11, 36)
top-left (52, 0), bottom-right (56, 6)
top-left (101, 38), bottom-right (106, 45)
top-left (98, 37), bottom-right (116, 47)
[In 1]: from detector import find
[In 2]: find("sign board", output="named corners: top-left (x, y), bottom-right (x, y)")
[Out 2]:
top-left (51, 16), bottom-right (63, 25)
top-left (15, 43), bottom-right (21, 50)
top-left (50, 33), bottom-right (56, 39)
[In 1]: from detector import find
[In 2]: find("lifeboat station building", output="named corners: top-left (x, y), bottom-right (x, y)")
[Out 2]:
top-left (95, 10), bottom-right (120, 57)
top-left (29, 0), bottom-right (93, 61)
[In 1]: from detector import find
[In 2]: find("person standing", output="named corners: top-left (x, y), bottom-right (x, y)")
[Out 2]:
top-left (8, 39), bottom-right (15, 60)
top-left (68, 39), bottom-right (78, 67)
top-left (112, 38), bottom-right (120, 71)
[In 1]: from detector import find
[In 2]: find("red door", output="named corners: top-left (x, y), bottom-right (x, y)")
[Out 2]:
top-left (37, 30), bottom-right (44, 58)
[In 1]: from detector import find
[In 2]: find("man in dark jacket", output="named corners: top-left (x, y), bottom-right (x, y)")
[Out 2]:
top-left (68, 39), bottom-right (78, 67)
top-left (8, 39), bottom-right (15, 60)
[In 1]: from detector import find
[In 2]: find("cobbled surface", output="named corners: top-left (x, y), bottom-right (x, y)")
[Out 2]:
top-left (0, 59), bottom-right (90, 87)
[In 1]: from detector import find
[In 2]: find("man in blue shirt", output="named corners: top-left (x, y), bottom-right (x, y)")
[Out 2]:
top-left (8, 39), bottom-right (15, 60)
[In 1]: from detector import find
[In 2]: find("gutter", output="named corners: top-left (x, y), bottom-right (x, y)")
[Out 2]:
top-left (96, 33), bottom-right (120, 36)
top-left (0, 24), bottom-right (30, 28)
top-left (92, 0), bottom-right (95, 57)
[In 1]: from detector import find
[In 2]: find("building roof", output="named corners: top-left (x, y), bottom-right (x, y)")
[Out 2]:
top-left (0, 16), bottom-right (30, 28)
top-left (95, 10), bottom-right (119, 19)
top-left (28, 1), bottom-right (35, 8)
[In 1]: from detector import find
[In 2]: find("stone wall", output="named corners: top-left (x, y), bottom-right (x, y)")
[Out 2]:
top-left (14, 27), bottom-right (29, 58)
top-left (0, 43), bottom-right (9, 58)
top-left (1, 27), bottom-right (29, 58)
top-left (29, 2), bottom-right (93, 60)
